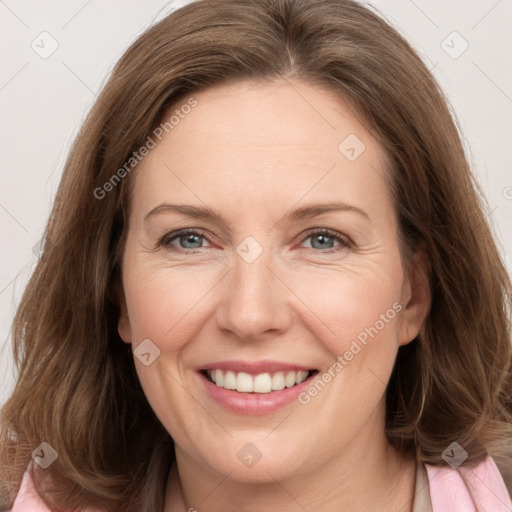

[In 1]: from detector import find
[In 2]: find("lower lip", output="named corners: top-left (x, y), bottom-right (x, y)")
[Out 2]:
top-left (198, 371), bottom-right (316, 415)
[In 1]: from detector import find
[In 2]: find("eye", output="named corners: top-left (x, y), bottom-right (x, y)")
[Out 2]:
top-left (158, 228), bottom-right (353, 254)
top-left (299, 229), bottom-right (353, 252)
top-left (160, 229), bottom-right (212, 252)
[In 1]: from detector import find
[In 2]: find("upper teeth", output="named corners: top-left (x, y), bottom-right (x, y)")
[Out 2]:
top-left (207, 369), bottom-right (310, 393)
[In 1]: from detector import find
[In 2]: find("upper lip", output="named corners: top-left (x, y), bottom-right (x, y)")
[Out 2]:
top-left (198, 360), bottom-right (315, 375)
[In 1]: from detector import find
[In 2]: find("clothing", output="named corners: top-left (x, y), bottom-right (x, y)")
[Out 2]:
top-left (426, 456), bottom-right (512, 511)
top-left (8, 456), bottom-right (512, 511)
top-left (413, 462), bottom-right (433, 512)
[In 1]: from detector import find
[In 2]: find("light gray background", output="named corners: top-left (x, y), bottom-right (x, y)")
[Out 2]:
top-left (1, 0), bottom-right (511, 406)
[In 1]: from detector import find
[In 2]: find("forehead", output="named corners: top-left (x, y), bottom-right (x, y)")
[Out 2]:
top-left (157, 79), bottom-right (379, 155)
top-left (132, 79), bottom-right (392, 221)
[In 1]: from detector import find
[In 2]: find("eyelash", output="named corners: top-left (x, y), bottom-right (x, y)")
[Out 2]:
top-left (158, 228), bottom-right (354, 254)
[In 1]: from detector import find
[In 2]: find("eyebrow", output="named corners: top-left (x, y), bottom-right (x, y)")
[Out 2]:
top-left (144, 201), bottom-right (370, 226)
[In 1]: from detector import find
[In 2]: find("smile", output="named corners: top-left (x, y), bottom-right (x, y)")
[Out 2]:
top-left (204, 369), bottom-right (315, 393)
top-left (197, 363), bottom-right (320, 415)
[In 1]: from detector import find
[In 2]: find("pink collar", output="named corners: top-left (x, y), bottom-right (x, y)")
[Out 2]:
top-left (426, 456), bottom-right (512, 511)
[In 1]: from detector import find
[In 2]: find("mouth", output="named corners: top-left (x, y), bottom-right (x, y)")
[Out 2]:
top-left (200, 368), bottom-right (319, 393)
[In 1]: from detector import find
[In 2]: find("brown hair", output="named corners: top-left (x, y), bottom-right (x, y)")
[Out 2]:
top-left (1, 0), bottom-right (511, 510)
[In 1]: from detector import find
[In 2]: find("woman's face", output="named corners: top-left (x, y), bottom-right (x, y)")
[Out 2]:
top-left (118, 79), bottom-right (429, 483)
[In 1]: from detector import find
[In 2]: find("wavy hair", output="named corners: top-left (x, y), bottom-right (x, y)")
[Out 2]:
top-left (1, 0), bottom-right (511, 510)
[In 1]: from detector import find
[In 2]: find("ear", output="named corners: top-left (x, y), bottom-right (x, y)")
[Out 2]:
top-left (115, 281), bottom-right (132, 344)
top-left (398, 243), bottom-right (431, 346)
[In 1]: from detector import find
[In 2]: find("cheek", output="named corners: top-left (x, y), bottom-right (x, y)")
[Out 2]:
top-left (121, 261), bottom-right (219, 437)
top-left (286, 261), bottom-right (403, 356)
top-left (290, 266), bottom-right (403, 434)
top-left (285, 263), bottom-right (405, 420)
top-left (123, 250), bottom-right (404, 360)
top-left (123, 260), bottom-right (222, 346)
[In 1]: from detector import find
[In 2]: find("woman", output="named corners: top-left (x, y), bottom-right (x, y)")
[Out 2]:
top-left (1, 0), bottom-right (511, 510)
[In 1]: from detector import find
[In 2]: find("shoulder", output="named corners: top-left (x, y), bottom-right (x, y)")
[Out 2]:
top-left (425, 456), bottom-right (512, 512)
top-left (8, 467), bottom-right (101, 512)
top-left (7, 468), bottom-right (51, 512)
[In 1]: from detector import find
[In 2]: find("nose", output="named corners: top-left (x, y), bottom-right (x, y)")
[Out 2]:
top-left (215, 245), bottom-right (293, 342)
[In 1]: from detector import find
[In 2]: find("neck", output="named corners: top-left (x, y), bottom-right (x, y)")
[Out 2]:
top-left (164, 407), bottom-right (416, 512)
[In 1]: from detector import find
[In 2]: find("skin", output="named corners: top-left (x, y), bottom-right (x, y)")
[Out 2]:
top-left (117, 79), bottom-right (431, 511)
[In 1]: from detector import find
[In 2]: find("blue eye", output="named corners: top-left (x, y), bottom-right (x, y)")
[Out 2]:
top-left (301, 229), bottom-right (351, 251)
top-left (161, 229), bottom-right (209, 251)
top-left (159, 228), bottom-right (352, 253)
